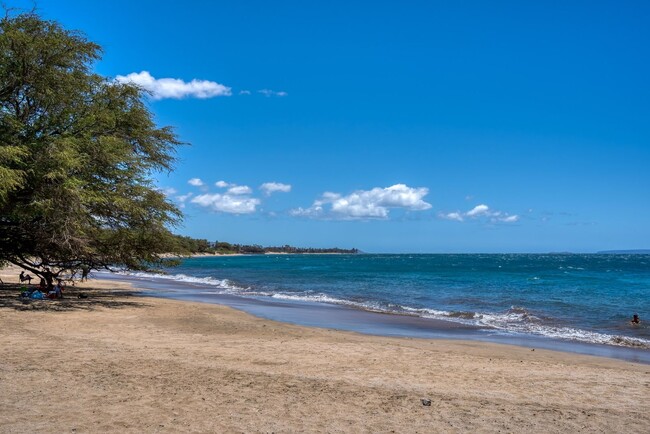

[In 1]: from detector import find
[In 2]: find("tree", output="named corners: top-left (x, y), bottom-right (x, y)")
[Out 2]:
top-left (0, 11), bottom-right (185, 287)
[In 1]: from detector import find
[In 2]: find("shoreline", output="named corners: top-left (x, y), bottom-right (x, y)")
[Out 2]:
top-left (102, 270), bottom-right (650, 364)
top-left (1, 269), bottom-right (649, 432)
top-left (4, 264), bottom-right (648, 362)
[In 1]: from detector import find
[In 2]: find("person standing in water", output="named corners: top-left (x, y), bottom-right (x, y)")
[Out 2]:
top-left (631, 314), bottom-right (640, 325)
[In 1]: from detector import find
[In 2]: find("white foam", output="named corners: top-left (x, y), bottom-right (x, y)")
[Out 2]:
top-left (399, 306), bottom-right (477, 324)
top-left (477, 313), bottom-right (650, 349)
top-left (116, 270), bottom-right (650, 349)
top-left (396, 304), bottom-right (650, 349)
top-left (117, 270), bottom-right (245, 293)
top-left (271, 293), bottom-right (351, 305)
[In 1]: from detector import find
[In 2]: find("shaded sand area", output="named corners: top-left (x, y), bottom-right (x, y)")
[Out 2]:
top-left (1, 268), bottom-right (649, 433)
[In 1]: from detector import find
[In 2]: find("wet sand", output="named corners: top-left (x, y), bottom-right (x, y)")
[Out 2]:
top-left (102, 271), bottom-right (650, 364)
top-left (1, 267), bottom-right (649, 433)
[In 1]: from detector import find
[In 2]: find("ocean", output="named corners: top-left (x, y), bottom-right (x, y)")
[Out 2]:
top-left (113, 254), bottom-right (650, 358)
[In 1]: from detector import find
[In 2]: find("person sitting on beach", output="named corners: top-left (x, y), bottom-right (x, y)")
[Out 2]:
top-left (19, 271), bottom-right (33, 284)
top-left (631, 314), bottom-right (640, 325)
top-left (55, 280), bottom-right (64, 299)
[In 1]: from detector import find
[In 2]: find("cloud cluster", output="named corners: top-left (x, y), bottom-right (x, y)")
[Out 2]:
top-left (291, 184), bottom-right (431, 220)
top-left (187, 180), bottom-right (259, 214)
top-left (174, 178), bottom-right (522, 226)
top-left (184, 179), bottom-right (292, 214)
top-left (115, 71), bottom-right (232, 100)
top-left (191, 193), bottom-right (260, 214)
top-left (439, 204), bottom-right (519, 223)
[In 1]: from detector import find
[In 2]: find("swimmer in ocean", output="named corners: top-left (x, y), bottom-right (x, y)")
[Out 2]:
top-left (631, 314), bottom-right (640, 325)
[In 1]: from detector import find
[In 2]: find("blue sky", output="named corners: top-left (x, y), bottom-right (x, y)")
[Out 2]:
top-left (21, 0), bottom-right (650, 252)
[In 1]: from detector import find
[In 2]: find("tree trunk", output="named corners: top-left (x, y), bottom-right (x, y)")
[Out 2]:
top-left (43, 272), bottom-right (54, 291)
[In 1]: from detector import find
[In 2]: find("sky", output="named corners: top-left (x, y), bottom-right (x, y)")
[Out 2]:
top-left (16, 0), bottom-right (650, 252)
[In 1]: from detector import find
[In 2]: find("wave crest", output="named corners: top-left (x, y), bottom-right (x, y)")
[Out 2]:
top-left (116, 270), bottom-right (650, 350)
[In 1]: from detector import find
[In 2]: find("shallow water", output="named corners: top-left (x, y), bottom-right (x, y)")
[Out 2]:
top-left (114, 254), bottom-right (649, 355)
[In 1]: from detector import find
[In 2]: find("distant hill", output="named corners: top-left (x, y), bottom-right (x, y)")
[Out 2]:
top-left (597, 249), bottom-right (650, 254)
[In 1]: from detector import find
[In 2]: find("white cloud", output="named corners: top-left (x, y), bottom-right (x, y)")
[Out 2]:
top-left (190, 181), bottom-right (258, 213)
top-left (440, 203), bottom-right (519, 224)
top-left (188, 178), bottom-right (204, 187)
top-left (176, 193), bottom-right (193, 203)
top-left (439, 212), bottom-right (464, 222)
top-left (158, 187), bottom-right (177, 196)
top-left (466, 204), bottom-right (490, 217)
top-left (290, 205), bottom-right (324, 218)
top-left (260, 182), bottom-right (292, 196)
top-left (174, 192), bottom-right (193, 209)
top-left (239, 90), bottom-right (251, 95)
top-left (115, 71), bottom-right (231, 100)
top-left (227, 185), bottom-right (252, 195)
top-left (291, 184), bottom-right (431, 220)
top-left (191, 193), bottom-right (260, 214)
top-left (213, 181), bottom-right (252, 195)
top-left (499, 215), bottom-right (520, 223)
top-left (258, 89), bottom-right (288, 97)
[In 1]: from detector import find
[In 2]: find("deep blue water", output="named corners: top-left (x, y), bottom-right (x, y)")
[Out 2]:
top-left (129, 254), bottom-right (649, 349)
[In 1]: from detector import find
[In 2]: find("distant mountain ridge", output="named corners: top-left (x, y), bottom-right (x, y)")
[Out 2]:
top-left (597, 249), bottom-right (650, 254)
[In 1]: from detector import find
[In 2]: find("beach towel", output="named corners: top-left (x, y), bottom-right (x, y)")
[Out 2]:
top-left (29, 290), bottom-right (45, 300)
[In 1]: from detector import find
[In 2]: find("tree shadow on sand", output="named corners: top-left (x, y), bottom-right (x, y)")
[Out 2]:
top-left (0, 283), bottom-right (148, 312)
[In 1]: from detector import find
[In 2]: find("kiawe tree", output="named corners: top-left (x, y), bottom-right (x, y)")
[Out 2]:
top-left (0, 11), bottom-right (185, 287)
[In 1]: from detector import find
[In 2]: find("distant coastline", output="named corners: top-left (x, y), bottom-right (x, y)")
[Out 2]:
top-left (165, 251), bottom-right (354, 258)
top-left (597, 249), bottom-right (650, 254)
top-left (172, 236), bottom-right (359, 256)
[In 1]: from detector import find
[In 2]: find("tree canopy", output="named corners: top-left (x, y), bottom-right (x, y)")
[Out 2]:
top-left (172, 237), bottom-right (360, 255)
top-left (0, 11), bottom-right (185, 285)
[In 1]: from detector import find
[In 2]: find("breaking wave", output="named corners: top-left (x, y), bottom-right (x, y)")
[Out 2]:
top-left (118, 270), bottom-right (650, 350)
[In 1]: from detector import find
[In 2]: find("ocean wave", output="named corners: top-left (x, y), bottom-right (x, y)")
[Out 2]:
top-left (477, 308), bottom-right (650, 349)
top-left (399, 305), bottom-right (477, 323)
top-left (269, 295), bottom-right (650, 349)
top-left (117, 270), bottom-right (248, 293)
top-left (270, 294), bottom-right (477, 324)
top-left (268, 298), bottom-right (650, 349)
top-left (117, 270), bottom-right (650, 350)
top-left (270, 292), bottom-right (355, 305)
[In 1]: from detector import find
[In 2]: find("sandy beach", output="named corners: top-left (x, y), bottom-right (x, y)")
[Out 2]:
top-left (1, 267), bottom-right (648, 433)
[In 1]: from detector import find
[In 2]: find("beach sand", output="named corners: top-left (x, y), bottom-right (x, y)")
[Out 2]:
top-left (1, 267), bottom-right (648, 433)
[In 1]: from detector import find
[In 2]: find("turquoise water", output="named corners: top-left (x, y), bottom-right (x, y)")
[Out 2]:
top-left (131, 254), bottom-right (649, 349)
